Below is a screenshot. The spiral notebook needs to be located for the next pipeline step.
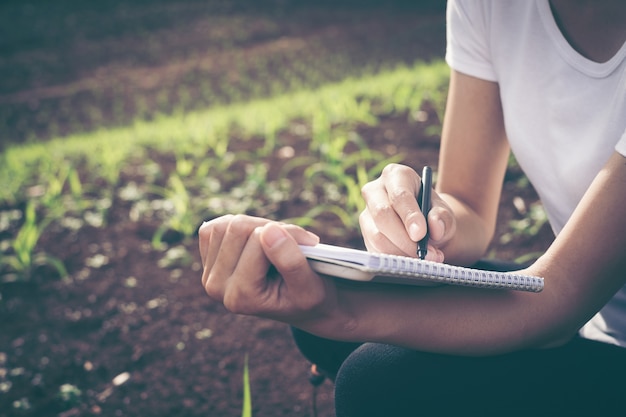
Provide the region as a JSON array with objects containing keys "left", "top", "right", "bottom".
[{"left": 299, "top": 244, "right": 544, "bottom": 293}]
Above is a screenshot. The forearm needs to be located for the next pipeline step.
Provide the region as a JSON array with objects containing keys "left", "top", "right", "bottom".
[
  {"left": 307, "top": 153, "right": 626, "bottom": 356},
  {"left": 435, "top": 70, "right": 510, "bottom": 265},
  {"left": 308, "top": 278, "right": 560, "bottom": 356}
]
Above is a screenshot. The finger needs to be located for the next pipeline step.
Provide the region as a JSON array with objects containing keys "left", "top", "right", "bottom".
[
  {"left": 198, "top": 216, "right": 223, "bottom": 267},
  {"left": 425, "top": 244, "right": 445, "bottom": 263},
  {"left": 200, "top": 214, "right": 271, "bottom": 303},
  {"left": 223, "top": 222, "right": 321, "bottom": 316},
  {"left": 220, "top": 221, "right": 318, "bottom": 282},
  {"left": 278, "top": 223, "right": 321, "bottom": 246},
  {"left": 199, "top": 214, "right": 245, "bottom": 264},
  {"left": 379, "top": 164, "right": 427, "bottom": 242},
  {"left": 199, "top": 215, "right": 233, "bottom": 287},
  {"left": 199, "top": 222, "right": 210, "bottom": 265},
  {"left": 259, "top": 223, "right": 324, "bottom": 298},
  {"left": 361, "top": 181, "right": 420, "bottom": 254},
  {"left": 427, "top": 198, "right": 456, "bottom": 246},
  {"left": 359, "top": 208, "right": 411, "bottom": 256},
  {"left": 222, "top": 226, "right": 273, "bottom": 315},
  {"left": 208, "top": 215, "right": 271, "bottom": 292}
]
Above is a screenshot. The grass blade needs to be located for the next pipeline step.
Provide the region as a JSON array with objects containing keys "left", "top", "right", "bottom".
[{"left": 242, "top": 355, "right": 252, "bottom": 417}]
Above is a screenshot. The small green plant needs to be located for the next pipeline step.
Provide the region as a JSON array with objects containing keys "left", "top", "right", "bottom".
[
  {"left": 298, "top": 127, "right": 404, "bottom": 231},
  {"left": 241, "top": 355, "right": 252, "bottom": 417},
  {"left": 0, "top": 201, "right": 67, "bottom": 282},
  {"left": 151, "top": 174, "right": 199, "bottom": 249},
  {"left": 157, "top": 245, "right": 194, "bottom": 269},
  {"left": 500, "top": 201, "right": 548, "bottom": 245},
  {"left": 57, "top": 383, "right": 82, "bottom": 408}
]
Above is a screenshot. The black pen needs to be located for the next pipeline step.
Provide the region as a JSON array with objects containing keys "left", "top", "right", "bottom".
[{"left": 417, "top": 166, "right": 432, "bottom": 260}]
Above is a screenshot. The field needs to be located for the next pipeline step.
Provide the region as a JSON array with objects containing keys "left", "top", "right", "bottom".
[{"left": 0, "top": 2, "right": 553, "bottom": 416}]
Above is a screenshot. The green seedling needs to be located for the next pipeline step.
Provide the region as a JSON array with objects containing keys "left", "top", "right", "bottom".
[
  {"left": 500, "top": 202, "right": 548, "bottom": 245},
  {"left": 242, "top": 355, "right": 252, "bottom": 417},
  {"left": 151, "top": 174, "right": 199, "bottom": 249},
  {"left": 0, "top": 201, "right": 67, "bottom": 282},
  {"left": 57, "top": 383, "right": 82, "bottom": 408}
]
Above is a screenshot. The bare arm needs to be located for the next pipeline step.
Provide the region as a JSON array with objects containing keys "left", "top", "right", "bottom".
[
  {"left": 436, "top": 70, "right": 510, "bottom": 265},
  {"left": 329, "top": 71, "right": 626, "bottom": 353},
  {"left": 334, "top": 151, "right": 626, "bottom": 355},
  {"left": 358, "top": 71, "right": 510, "bottom": 265}
]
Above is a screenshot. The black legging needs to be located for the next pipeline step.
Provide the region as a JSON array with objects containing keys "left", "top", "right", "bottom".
[{"left": 291, "top": 260, "right": 626, "bottom": 417}]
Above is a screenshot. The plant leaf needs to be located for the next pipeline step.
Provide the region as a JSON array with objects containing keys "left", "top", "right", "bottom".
[{"left": 241, "top": 355, "right": 252, "bottom": 417}]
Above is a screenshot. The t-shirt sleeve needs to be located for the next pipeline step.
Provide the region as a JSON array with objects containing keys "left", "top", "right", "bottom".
[
  {"left": 445, "top": 0, "right": 498, "bottom": 82},
  {"left": 616, "top": 129, "right": 626, "bottom": 157}
]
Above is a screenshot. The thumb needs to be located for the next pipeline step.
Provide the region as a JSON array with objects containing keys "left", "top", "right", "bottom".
[{"left": 259, "top": 223, "right": 317, "bottom": 285}]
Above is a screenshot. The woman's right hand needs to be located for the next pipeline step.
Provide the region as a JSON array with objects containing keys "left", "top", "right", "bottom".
[{"left": 359, "top": 164, "right": 456, "bottom": 262}]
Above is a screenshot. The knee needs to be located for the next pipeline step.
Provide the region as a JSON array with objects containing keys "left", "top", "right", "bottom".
[
  {"left": 290, "top": 327, "right": 360, "bottom": 380},
  {"left": 334, "top": 343, "right": 423, "bottom": 417}
]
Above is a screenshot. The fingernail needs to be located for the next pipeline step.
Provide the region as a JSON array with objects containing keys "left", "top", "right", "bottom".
[
  {"left": 305, "top": 231, "right": 320, "bottom": 245},
  {"left": 262, "top": 224, "right": 288, "bottom": 249},
  {"left": 409, "top": 223, "right": 420, "bottom": 241}
]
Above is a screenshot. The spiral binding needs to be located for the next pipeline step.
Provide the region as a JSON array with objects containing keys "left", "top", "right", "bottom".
[{"left": 372, "top": 253, "right": 543, "bottom": 292}]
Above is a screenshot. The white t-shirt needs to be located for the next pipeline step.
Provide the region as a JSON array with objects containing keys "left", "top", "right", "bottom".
[{"left": 445, "top": 0, "right": 626, "bottom": 346}]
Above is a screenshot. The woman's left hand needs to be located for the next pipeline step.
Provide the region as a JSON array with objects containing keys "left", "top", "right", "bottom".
[{"left": 198, "top": 215, "right": 338, "bottom": 326}]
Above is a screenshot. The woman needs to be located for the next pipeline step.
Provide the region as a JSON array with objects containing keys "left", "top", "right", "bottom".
[{"left": 199, "top": 1, "right": 626, "bottom": 415}]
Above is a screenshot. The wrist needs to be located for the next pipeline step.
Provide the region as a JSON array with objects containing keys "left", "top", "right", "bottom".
[{"left": 292, "top": 281, "right": 362, "bottom": 342}]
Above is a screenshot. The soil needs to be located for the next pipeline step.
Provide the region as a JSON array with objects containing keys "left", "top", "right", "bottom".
[{"left": 0, "top": 2, "right": 554, "bottom": 417}]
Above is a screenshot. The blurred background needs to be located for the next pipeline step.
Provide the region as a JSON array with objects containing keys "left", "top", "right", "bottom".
[
  {"left": 0, "top": 0, "right": 445, "bottom": 145},
  {"left": 0, "top": 2, "right": 551, "bottom": 417}
]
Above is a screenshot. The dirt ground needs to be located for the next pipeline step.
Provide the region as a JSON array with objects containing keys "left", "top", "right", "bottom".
[{"left": 0, "top": 2, "right": 553, "bottom": 417}]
